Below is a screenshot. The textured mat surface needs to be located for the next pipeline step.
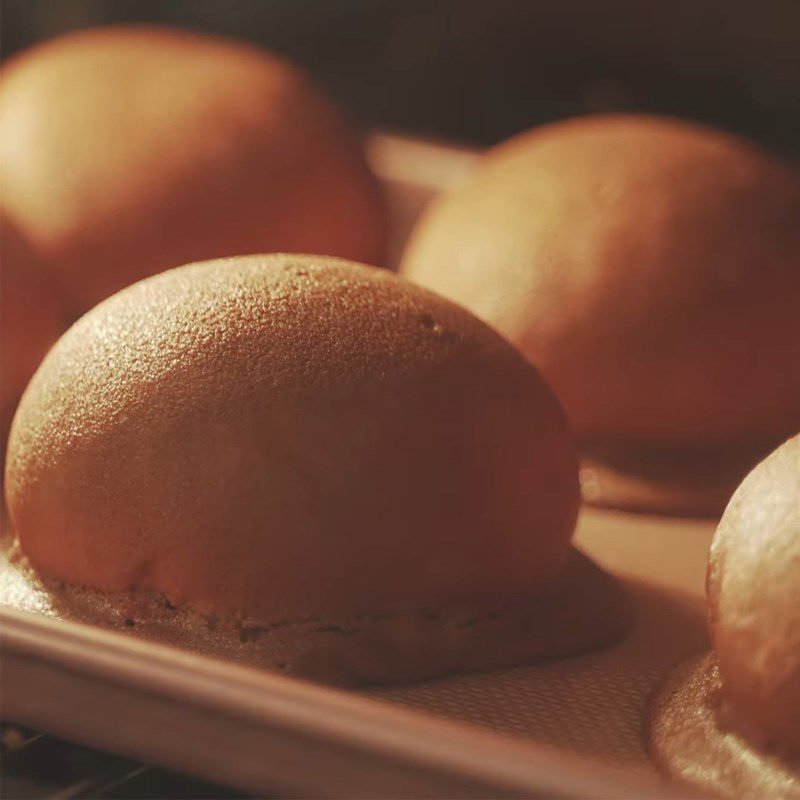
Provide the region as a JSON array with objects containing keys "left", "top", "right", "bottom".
[{"left": 368, "top": 510, "right": 714, "bottom": 773}]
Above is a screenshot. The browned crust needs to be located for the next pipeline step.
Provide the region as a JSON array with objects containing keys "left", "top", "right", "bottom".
[{"left": 6, "top": 256, "right": 580, "bottom": 625}]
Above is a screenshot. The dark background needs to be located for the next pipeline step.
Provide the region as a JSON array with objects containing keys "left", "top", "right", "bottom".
[{"left": 2, "top": 0, "right": 799, "bottom": 157}]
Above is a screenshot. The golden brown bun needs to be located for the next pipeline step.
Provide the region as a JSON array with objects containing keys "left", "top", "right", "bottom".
[
  {"left": 5, "top": 255, "right": 579, "bottom": 629},
  {"left": 0, "top": 216, "right": 68, "bottom": 447},
  {"left": 708, "top": 433, "right": 800, "bottom": 756},
  {"left": 401, "top": 114, "right": 800, "bottom": 449},
  {"left": 0, "top": 27, "right": 386, "bottom": 311}
]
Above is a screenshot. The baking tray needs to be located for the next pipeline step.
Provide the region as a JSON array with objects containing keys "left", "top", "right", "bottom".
[{"left": 1, "top": 134, "right": 714, "bottom": 798}]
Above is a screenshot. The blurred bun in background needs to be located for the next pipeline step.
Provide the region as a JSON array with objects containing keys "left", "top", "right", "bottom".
[
  {"left": 401, "top": 113, "right": 800, "bottom": 514},
  {"left": 0, "top": 26, "right": 386, "bottom": 312},
  {"left": 0, "top": 216, "right": 68, "bottom": 448}
]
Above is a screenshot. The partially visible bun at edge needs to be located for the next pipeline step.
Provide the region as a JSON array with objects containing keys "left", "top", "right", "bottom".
[{"left": 649, "top": 434, "right": 800, "bottom": 798}]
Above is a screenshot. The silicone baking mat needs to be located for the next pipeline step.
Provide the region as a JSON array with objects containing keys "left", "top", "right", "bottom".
[{"left": 369, "top": 508, "right": 714, "bottom": 774}]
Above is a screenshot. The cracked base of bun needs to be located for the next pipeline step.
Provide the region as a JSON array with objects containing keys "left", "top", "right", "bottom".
[
  {"left": 1, "top": 542, "right": 630, "bottom": 686},
  {"left": 648, "top": 653, "right": 800, "bottom": 799}
]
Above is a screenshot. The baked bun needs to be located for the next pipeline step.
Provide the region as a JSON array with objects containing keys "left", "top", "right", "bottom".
[
  {"left": 4, "top": 254, "right": 628, "bottom": 684},
  {"left": 0, "top": 27, "right": 385, "bottom": 311},
  {"left": 709, "top": 434, "right": 800, "bottom": 755},
  {"left": 1, "top": 216, "right": 67, "bottom": 448},
  {"left": 401, "top": 114, "right": 800, "bottom": 515},
  {"left": 649, "top": 434, "right": 800, "bottom": 797}
]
